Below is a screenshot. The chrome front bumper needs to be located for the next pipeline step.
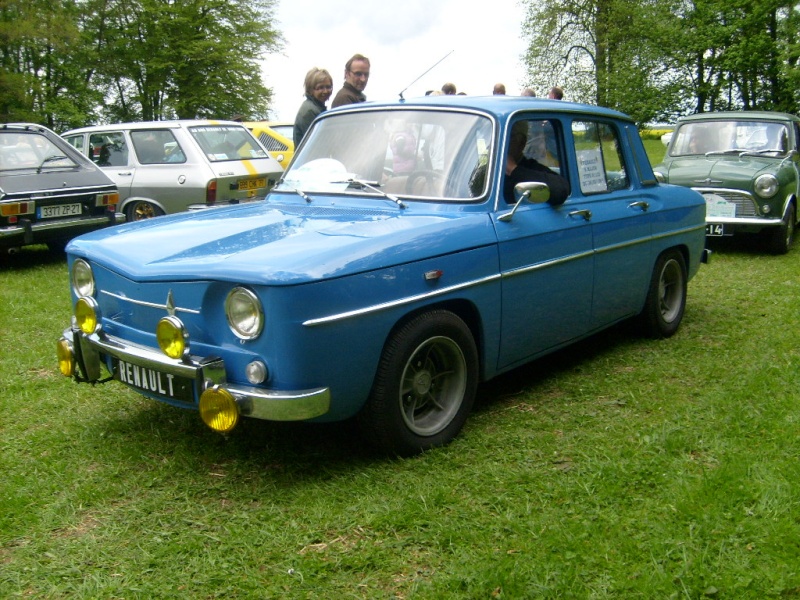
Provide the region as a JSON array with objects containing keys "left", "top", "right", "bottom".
[{"left": 60, "top": 327, "right": 330, "bottom": 422}]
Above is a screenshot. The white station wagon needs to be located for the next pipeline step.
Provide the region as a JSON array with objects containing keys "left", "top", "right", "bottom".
[{"left": 62, "top": 120, "right": 283, "bottom": 221}]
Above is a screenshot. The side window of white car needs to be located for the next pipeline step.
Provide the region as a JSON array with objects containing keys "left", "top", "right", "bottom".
[
  {"left": 131, "top": 129, "right": 186, "bottom": 164},
  {"left": 89, "top": 132, "right": 129, "bottom": 167}
]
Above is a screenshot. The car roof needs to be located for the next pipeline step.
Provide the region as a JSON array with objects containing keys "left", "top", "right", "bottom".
[
  {"left": 677, "top": 111, "right": 800, "bottom": 123},
  {"left": 326, "top": 95, "right": 633, "bottom": 122},
  {"left": 61, "top": 120, "right": 249, "bottom": 135}
]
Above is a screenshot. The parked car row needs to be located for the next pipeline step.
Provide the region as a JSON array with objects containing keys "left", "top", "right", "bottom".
[
  {"left": 57, "top": 96, "right": 711, "bottom": 455},
  {"left": 1, "top": 120, "right": 287, "bottom": 253}
]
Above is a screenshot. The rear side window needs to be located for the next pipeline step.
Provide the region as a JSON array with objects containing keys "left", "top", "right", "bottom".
[
  {"left": 572, "top": 120, "right": 629, "bottom": 194},
  {"left": 89, "top": 131, "right": 129, "bottom": 166},
  {"left": 131, "top": 129, "right": 186, "bottom": 164},
  {"left": 189, "top": 125, "right": 268, "bottom": 162}
]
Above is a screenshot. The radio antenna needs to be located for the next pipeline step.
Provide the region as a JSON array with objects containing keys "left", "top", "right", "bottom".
[{"left": 398, "top": 50, "right": 454, "bottom": 100}]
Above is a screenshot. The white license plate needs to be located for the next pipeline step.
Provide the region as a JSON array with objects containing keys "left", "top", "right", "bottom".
[
  {"left": 38, "top": 203, "right": 82, "bottom": 219},
  {"left": 113, "top": 358, "right": 195, "bottom": 403},
  {"left": 703, "top": 194, "right": 736, "bottom": 218}
]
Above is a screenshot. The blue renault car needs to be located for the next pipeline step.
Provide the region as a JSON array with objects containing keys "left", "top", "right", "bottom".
[{"left": 57, "top": 96, "right": 708, "bottom": 455}]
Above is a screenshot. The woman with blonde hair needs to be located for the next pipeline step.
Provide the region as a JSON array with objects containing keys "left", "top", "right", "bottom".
[{"left": 293, "top": 67, "right": 333, "bottom": 147}]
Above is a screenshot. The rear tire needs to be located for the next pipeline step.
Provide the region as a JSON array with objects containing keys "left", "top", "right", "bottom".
[
  {"left": 359, "top": 310, "right": 478, "bottom": 456},
  {"left": 640, "top": 249, "right": 687, "bottom": 338},
  {"left": 125, "top": 200, "right": 164, "bottom": 221}
]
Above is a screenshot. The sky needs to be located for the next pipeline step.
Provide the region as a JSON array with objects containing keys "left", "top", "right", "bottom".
[{"left": 260, "top": 0, "right": 530, "bottom": 123}]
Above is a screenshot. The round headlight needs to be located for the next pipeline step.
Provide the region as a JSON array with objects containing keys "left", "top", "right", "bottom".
[
  {"left": 156, "top": 316, "right": 188, "bottom": 359},
  {"left": 75, "top": 296, "right": 100, "bottom": 334},
  {"left": 225, "top": 287, "right": 263, "bottom": 340},
  {"left": 653, "top": 171, "right": 666, "bottom": 183},
  {"left": 754, "top": 174, "right": 779, "bottom": 198},
  {"left": 199, "top": 387, "right": 240, "bottom": 433},
  {"left": 71, "top": 259, "right": 95, "bottom": 297}
]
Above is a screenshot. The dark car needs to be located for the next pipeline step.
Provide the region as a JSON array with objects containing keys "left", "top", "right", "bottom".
[
  {"left": 57, "top": 97, "right": 708, "bottom": 455},
  {"left": 1, "top": 123, "right": 122, "bottom": 253},
  {"left": 653, "top": 111, "right": 800, "bottom": 254}
]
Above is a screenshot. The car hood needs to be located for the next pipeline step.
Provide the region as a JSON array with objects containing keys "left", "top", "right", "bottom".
[
  {"left": 657, "top": 155, "right": 775, "bottom": 188},
  {"left": 0, "top": 166, "right": 114, "bottom": 196},
  {"left": 68, "top": 198, "right": 497, "bottom": 284}
]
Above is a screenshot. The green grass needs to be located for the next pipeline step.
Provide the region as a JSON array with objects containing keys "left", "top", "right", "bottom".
[{"left": 3, "top": 229, "right": 800, "bottom": 597}]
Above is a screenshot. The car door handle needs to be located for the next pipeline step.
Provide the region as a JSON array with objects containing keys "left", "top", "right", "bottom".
[
  {"left": 569, "top": 209, "right": 592, "bottom": 221},
  {"left": 116, "top": 171, "right": 133, "bottom": 176},
  {"left": 628, "top": 201, "right": 650, "bottom": 211}
]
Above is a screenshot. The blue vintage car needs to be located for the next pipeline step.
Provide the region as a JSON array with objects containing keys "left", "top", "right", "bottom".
[{"left": 57, "top": 97, "right": 708, "bottom": 455}]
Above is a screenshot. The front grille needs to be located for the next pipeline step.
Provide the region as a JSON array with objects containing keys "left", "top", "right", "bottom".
[{"left": 694, "top": 187, "right": 759, "bottom": 217}]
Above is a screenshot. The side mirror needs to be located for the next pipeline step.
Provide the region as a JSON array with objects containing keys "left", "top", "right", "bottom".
[{"left": 498, "top": 182, "right": 550, "bottom": 222}]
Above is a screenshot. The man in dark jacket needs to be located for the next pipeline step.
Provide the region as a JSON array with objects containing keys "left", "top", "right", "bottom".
[
  {"left": 504, "top": 120, "right": 570, "bottom": 205},
  {"left": 332, "top": 54, "right": 370, "bottom": 108}
]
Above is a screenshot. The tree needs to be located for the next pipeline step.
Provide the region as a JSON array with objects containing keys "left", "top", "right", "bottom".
[
  {"left": 0, "top": 0, "right": 282, "bottom": 127},
  {"left": 519, "top": 0, "right": 800, "bottom": 123}
]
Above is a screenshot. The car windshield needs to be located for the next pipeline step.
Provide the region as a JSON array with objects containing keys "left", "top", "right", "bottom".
[
  {"left": 189, "top": 125, "right": 269, "bottom": 162},
  {"left": 0, "top": 131, "right": 78, "bottom": 172},
  {"left": 670, "top": 120, "right": 790, "bottom": 157},
  {"left": 276, "top": 109, "right": 493, "bottom": 201}
]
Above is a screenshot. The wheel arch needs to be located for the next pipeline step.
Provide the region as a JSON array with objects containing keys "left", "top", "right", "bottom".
[
  {"left": 380, "top": 298, "right": 486, "bottom": 379},
  {"left": 119, "top": 195, "right": 167, "bottom": 217}
]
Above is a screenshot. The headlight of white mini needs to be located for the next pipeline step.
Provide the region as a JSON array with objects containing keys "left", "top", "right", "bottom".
[
  {"left": 653, "top": 171, "right": 666, "bottom": 183},
  {"left": 71, "top": 259, "right": 95, "bottom": 297},
  {"left": 225, "top": 287, "right": 263, "bottom": 339},
  {"left": 754, "top": 174, "right": 779, "bottom": 198}
]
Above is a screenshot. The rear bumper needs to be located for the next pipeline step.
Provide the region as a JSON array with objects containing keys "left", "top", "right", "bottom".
[
  {"left": 0, "top": 212, "right": 125, "bottom": 246},
  {"left": 59, "top": 326, "right": 330, "bottom": 422}
]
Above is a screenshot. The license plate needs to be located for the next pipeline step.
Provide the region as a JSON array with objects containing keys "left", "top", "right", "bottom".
[
  {"left": 706, "top": 223, "right": 729, "bottom": 236},
  {"left": 38, "top": 203, "right": 82, "bottom": 218},
  {"left": 113, "top": 358, "right": 196, "bottom": 403},
  {"left": 703, "top": 194, "right": 736, "bottom": 218},
  {"left": 238, "top": 178, "right": 266, "bottom": 191}
]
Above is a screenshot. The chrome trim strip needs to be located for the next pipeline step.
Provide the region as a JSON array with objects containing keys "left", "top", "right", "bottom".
[
  {"left": 303, "top": 273, "right": 501, "bottom": 326},
  {"left": 100, "top": 290, "right": 201, "bottom": 315},
  {"left": 501, "top": 249, "right": 595, "bottom": 279},
  {"left": 304, "top": 223, "right": 705, "bottom": 327}
]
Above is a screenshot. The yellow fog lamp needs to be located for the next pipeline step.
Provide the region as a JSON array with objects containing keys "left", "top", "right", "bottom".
[
  {"left": 156, "top": 316, "right": 189, "bottom": 359},
  {"left": 75, "top": 296, "right": 101, "bottom": 334},
  {"left": 56, "top": 338, "right": 75, "bottom": 377},
  {"left": 199, "top": 387, "right": 240, "bottom": 433}
]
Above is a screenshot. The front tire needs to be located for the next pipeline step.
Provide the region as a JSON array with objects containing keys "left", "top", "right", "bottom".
[
  {"left": 359, "top": 310, "right": 478, "bottom": 456},
  {"left": 640, "top": 249, "right": 687, "bottom": 338},
  {"left": 766, "top": 203, "right": 795, "bottom": 255}
]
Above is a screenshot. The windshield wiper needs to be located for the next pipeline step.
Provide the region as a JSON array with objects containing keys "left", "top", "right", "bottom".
[
  {"left": 703, "top": 149, "right": 743, "bottom": 156},
  {"left": 37, "top": 155, "right": 70, "bottom": 173},
  {"left": 739, "top": 148, "right": 784, "bottom": 157},
  {"left": 334, "top": 178, "right": 406, "bottom": 209},
  {"left": 275, "top": 179, "right": 312, "bottom": 202}
]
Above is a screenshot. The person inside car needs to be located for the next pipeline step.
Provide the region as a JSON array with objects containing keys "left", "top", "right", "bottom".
[{"left": 504, "top": 120, "right": 569, "bottom": 205}]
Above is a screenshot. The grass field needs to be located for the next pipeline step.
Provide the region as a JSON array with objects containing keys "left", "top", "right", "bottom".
[{"left": 2, "top": 160, "right": 799, "bottom": 597}]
